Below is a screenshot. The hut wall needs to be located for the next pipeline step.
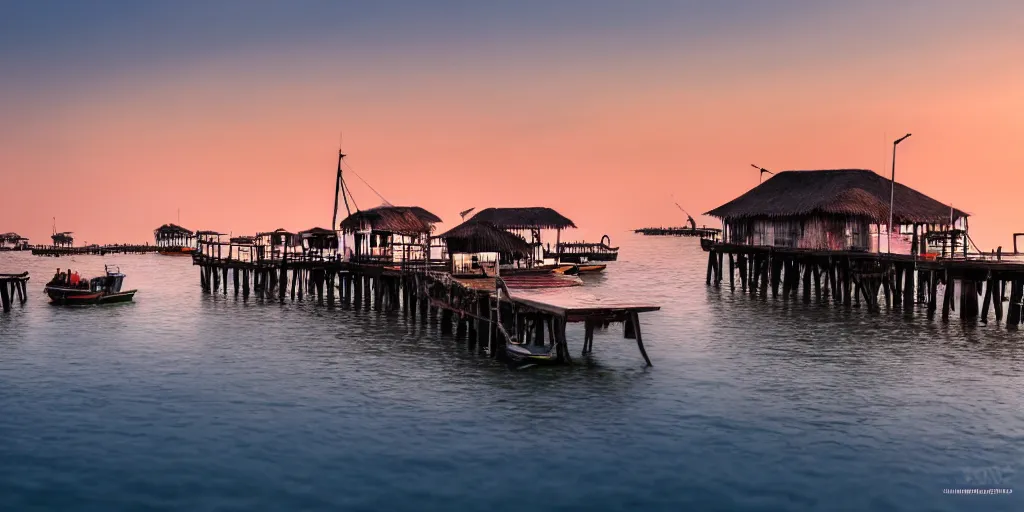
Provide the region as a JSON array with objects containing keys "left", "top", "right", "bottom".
[{"left": 726, "top": 216, "right": 872, "bottom": 251}]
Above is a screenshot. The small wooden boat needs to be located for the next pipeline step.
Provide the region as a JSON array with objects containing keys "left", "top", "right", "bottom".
[
  {"left": 506, "top": 341, "right": 558, "bottom": 364},
  {"left": 44, "top": 265, "right": 137, "bottom": 305},
  {"left": 158, "top": 246, "right": 195, "bottom": 256},
  {"left": 550, "top": 264, "right": 606, "bottom": 275}
]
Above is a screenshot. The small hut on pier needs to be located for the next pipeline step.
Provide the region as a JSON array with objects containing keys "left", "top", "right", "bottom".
[
  {"left": 438, "top": 220, "right": 531, "bottom": 276},
  {"left": 705, "top": 169, "right": 968, "bottom": 256},
  {"left": 0, "top": 233, "right": 29, "bottom": 250},
  {"left": 467, "top": 207, "right": 576, "bottom": 265},
  {"left": 339, "top": 206, "right": 442, "bottom": 264},
  {"left": 195, "top": 231, "right": 225, "bottom": 258},
  {"left": 256, "top": 229, "right": 299, "bottom": 261},
  {"left": 154, "top": 223, "right": 194, "bottom": 248},
  {"left": 297, "top": 227, "right": 339, "bottom": 261},
  {"left": 51, "top": 232, "right": 74, "bottom": 248}
]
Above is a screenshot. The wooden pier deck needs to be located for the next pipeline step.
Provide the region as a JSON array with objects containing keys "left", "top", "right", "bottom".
[
  {"left": 0, "top": 272, "right": 30, "bottom": 313},
  {"left": 703, "top": 243, "right": 1024, "bottom": 330},
  {"left": 634, "top": 226, "right": 721, "bottom": 238},
  {"left": 190, "top": 252, "right": 660, "bottom": 365},
  {"left": 30, "top": 245, "right": 174, "bottom": 257}
]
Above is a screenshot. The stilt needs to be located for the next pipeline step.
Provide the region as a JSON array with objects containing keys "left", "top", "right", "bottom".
[{"left": 630, "top": 311, "right": 652, "bottom": 367}]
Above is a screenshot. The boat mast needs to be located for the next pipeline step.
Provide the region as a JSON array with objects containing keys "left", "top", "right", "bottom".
[{"left": 332, "top": 149, "right": 352, "bottom": 231}]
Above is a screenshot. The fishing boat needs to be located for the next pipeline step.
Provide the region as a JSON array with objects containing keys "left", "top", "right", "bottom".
[
  {"left": 44, "top": 265, "right": 137, "bottom": 305},
  {"left": 158, "top": 246, "right": 195, "bottom": 256},
  {"left": 543, "top": 235, "right": 619, "bottom": 264}
]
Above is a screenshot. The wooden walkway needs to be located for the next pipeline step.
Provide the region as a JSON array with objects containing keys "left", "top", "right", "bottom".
[
  {"left": 0, "top": 272, "right": 29, "bottom": 313},
  {"left": 30, "top": 245, "right": 175, "bottom": 257},
  {"left": 190, "top": 252, "right": 661, "bottom": 366},
  {"left": 704, "top": 243, "right": 1024, "bottom": 329}
]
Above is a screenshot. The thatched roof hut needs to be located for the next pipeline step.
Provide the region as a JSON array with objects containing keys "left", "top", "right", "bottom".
[
  {"left": 705, "top": 169, "right": 967, "bottom": 224},
  {"left": 705, "top": 169, "right": 967, "bottom": 251},
  {"left": 154, "top": 223, "right": 194, "bottom": 246},
  {"left": 468, "top": 207, "right": 576, "bottom": 230},
  {"left": 438, "top": 220, "right": 531, "bottom": 257},
  {"left": 339, "top": 206, "right": 442, "bottom": 235}
]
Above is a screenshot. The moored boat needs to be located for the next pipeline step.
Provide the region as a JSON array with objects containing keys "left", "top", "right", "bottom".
[
  {"left": 44, "top": 265, "right": 137, "bottom": 305},
  {"left": 158, "top": 246, "right": 195, "bottom": 256}
]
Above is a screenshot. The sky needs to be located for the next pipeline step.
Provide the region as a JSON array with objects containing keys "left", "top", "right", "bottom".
[{"left": 1, "top": 0, "right": 1022, "bottom": 248}]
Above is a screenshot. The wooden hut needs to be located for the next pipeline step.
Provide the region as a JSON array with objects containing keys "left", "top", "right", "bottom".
[
  {"left": 154, "top": 223, "right": 194, "bottom": 248},
  {"left": 51, "top": 232, "right": 73, "bottom": 248},
  {"left": 339, "top": 206, "right": 441, "bottom": 265},
  {"left": 0, "top": 233, "right": 29, "bottom": 250},
  {"left": 195, "top": 230, "right": 225, "bottom": 258},
  {"left": 438, "top": 220, "right": 531, "bottom": 276},
  {"left": 297, "top": 227, "right": 338, "bottom": 261},
  {"left": 705, "top": 169, "right": 968, "bottom": 256},
  {"left": 467, "top": 207, "right": 576, "bottom": 265},
  {"left": 256, "top": 229, "right": 299, "bottom": 261}
]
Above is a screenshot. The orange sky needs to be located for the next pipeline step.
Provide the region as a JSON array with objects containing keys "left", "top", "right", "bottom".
[{"left": 2, "top": 1, "right": 1022, "bottom": 249}]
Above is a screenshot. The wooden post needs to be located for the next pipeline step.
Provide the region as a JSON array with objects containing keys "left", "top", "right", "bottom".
[
  {"left": 903, "top": 264, "right": 914, "bottom": 314},
  {"left": 994, "top": 279, "right": 1004, "bottom": 323},
  {"left": 1007, "top": 280, "right": 1023, "bottom": 329},
  {"left": 981, "top": 277, "right": 994, "bottom": 323},
  {"left": 233, "top": 267, "right": 240, "bottom": 296},
  {"left": 441, "top": 309, "right": 453, "bottom": 335},
  {"left": 728, "top": 254, "right": 735, "bottom": 290},
  {"left": 961, "top": 279, "right": 978, "bottom": 321},
  {"left": 0, "top": 282, "right": 10, "bottom": 313},
  {"left": 705, "top": 250, "right": 714, "bottom": 285},
  {"left": 802, "top": 262, "right": 811, "bottom": 303},
  {"left": 630, "top": 311, "right": 652, "bottom": 367},
  {"left": 942, "top": 277, "right": 953, "bottom": 323},
  {"left": 927, "top": 271, "right": 938, "bottom": 319}
]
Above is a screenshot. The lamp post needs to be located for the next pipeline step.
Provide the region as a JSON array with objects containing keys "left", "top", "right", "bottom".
[{"left": 888, "top": 133, "right": 911, "bottom": 253}]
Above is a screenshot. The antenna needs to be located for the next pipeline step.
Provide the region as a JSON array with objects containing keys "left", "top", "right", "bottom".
[{"left": 752, "top": 164, "right": 774, "bottom": 183}]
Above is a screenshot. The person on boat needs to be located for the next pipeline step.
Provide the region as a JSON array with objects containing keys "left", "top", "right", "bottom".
[{"left": 69, "top": 271, "right": 80, "bottom": 287}]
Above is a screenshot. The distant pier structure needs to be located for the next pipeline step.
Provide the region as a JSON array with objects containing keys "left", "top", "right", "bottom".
[
  {"left": 0, "top": 233, "right": 30, "bottom": 251},
  {"left": 701, "top": 169, "right": 1024, "bottom": 329}
]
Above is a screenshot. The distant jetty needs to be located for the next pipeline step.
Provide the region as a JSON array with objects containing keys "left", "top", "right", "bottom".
[{"left": 634, "top": 226, "right": 721, "bottom": 238}]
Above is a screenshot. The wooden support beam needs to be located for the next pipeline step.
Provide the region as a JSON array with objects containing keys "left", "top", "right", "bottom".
[
  {"left": 903, "top": 265, "right": 915, "bottom": 314},
  {"left": 630, "top": 311, "right": 652, "bottom": 367},
  {"left": 942, "top": 277, "right": 953, "bottom": 323},
  {"left": 981, "top": 277, "right": 994, "bottom": 323}
]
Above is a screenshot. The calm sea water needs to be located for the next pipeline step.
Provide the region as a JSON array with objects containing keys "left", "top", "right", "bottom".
[{"left": 1, "top": 236, "right": 1021, "bottom": 511}]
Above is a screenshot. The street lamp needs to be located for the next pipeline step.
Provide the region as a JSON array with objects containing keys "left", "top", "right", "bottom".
[{"left": 888, "top": 133, "right": 911, "bottom": 253}]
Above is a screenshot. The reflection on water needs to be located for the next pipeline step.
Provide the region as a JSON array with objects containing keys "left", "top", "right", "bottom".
[{"left": 1, "top": 236, "right": 1021, "bottom": 512}]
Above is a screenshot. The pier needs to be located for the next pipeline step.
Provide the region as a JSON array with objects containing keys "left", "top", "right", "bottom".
[
  {"left": 0, "top": 272, "right": 30, "bottom": 313},
  {"left": 634, "top": 226, "right": 721, "bottom": 238},
  {"left": 31, "top": 245, "right": 168, "bottom": 257},
  {"left": 702, "top": 169, "right": 1024, "bottom": 331}
]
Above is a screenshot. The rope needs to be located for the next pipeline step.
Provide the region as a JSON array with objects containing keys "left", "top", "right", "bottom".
[{"left": 342, "top": 159, "right": 390, "bottom": 206}]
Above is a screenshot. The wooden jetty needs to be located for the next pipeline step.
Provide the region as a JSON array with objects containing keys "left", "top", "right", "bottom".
[
  {"left": 634, "top": 226, "right": 721, "bottom": 238},
  {"left": 31, "top": 244, "right": 168, "bottom": 257},
  {"left": 188, "top": 209, "right": 660, "bottom": 365},
  {"left": 0, "top": 272, "right": 30, "bottom": 313},
  {"left": 702, "top": 169, "right": 1024, "bottom": 330}
]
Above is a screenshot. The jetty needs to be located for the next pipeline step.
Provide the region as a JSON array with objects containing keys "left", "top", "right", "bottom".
[
  {"left": 0, "top": 272, "right": 29, "bottom": 312},
  {"left": 701, "top": 169, "right": 1024, "bottom": 330},
  {"left": 188, "top": 154, "right": 660, "bottom": 365},
  {"left": 634, "top": 226, "right": 721, "bottom": 238},
  {"left": 31, "top": 244, "right": 167, "bottom": 257}
]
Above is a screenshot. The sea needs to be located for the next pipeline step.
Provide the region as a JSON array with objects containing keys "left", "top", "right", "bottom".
[{"left": 1, "top": 235, "right": 1021, "bottom": 511}]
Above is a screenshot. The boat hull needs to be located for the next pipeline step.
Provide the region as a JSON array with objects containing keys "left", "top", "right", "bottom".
[
  {"left": 158, "top": 247, "right": 195, "bottom": 256},
  {"left": 45, "top": 286, "right": 137, "bottom": 305},
  {"left": 506, "top": 343, "right": 559, "bottom": 364}
]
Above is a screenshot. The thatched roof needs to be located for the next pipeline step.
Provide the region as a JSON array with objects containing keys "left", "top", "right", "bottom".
[
  {"left": 298, "top": 227, "right": 335, "bottom": 237},
  {"left": 0, "top": 232, "right": 24, "bottom": 243},
  {"left": 438, "top": 220, "right": 531, "bottom": 256},
  {"left": 154, "top": 223, "right": 193, "bottom": 236},
  {"left": 705, "top": 169, "right": 968, "bottom": 224},
  {"left": 339, "top": 206, "right": 442, "bottom": 235},
  {"left": 468, "top": 207, "right": 576, "bottom": 230},
  {"left": 195, "top": 230, "right": 224, "bottom": 236}
]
